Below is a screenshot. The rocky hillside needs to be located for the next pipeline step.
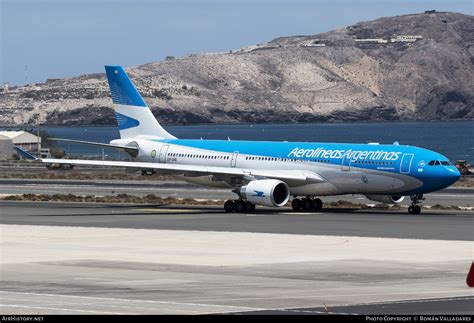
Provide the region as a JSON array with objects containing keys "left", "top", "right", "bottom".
[{"left": 1, "top": 11, "right": 472, "bottom": 125}]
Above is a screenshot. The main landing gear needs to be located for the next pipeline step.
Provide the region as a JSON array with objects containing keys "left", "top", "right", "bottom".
[
  {"left": 408, "top": 194, "right": 424, "bottom": 214},
  {"left": 224, "top": 199, "right": 256, "bottom": 213},
  {"left": 291, "top": 197, "right": 323, "bottom": 212}
]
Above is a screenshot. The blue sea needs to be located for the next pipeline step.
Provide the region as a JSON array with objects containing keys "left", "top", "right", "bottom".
[{"left": 7, "top": 121, "right": 474, "bottom": 163}]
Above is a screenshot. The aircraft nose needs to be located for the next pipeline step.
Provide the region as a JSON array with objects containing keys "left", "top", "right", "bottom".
[{"left": 444, "top": 166, "right": 461, "bottom": 185}]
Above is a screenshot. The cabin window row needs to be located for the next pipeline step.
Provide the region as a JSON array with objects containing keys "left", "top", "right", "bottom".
[
  {"left": 169, "top": 153, "right": 230, "bottom": 160},
  {"left": 244, "top": 156, "right": 330, "bottom": 163},
  {"left": 353, "top": 160, "right": 393, "bottom": 165}
]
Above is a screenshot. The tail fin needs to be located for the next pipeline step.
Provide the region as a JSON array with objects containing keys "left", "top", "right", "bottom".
[{"left": 104, "top": 65, "right": 176, "bottom": 139}]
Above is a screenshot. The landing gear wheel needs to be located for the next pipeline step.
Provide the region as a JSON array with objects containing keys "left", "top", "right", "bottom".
[
  {"left": 224, "top": 200, "right": 235, "bottom": 213},
  {"left": 234, "top": 200, "right": 246, "bottom": 213},
  {"left": 302, "top": 198, "right": 312, "bottom": 211},
  {"left": 408, "top": 205, "right": 421, "bottom": 214},
  {"left": 408, "top": 194, "right": 424, "bottom": 214},
  {"left": 245, "top": 202, "right": 255, "bottom": 212},
  {"left": 291, "top": 198, "right": 302, "bottom": 211},
  {"left": 311, "top": 198, "right": 323, "bottom": 211}
]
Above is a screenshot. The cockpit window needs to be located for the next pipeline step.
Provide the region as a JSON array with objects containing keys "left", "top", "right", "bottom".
[{"left": 428, "top": 160, "right": 451, "bottom": 166}]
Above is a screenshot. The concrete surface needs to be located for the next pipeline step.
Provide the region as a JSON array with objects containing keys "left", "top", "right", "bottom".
[
  {"left": 0, "top": 223, "right": 472, "bottom": 314},
  {"left": 0, "top": 201, "right": 473, "bottom": 315}
]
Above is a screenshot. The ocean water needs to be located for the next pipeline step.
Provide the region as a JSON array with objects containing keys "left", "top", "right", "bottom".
[{"left": 12, "top": 121, "right": 474, "bottom": 163}]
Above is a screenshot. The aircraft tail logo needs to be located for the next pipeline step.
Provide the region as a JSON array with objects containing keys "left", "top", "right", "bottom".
[{"left": 104, "top": 65, "right": 176, "bottom": 140}]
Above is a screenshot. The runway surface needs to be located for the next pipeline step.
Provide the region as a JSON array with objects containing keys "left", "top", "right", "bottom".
[
  {"left": 0, "top": 200, "right": 473, "bottom": 315},
  {"left": 0, "top": 201, "right": 473, "bottom": 240},
  {"left": 1, "top": 178, "right": 474, "bottom": 207}
]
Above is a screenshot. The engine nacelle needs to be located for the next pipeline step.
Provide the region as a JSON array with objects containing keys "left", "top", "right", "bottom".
[
  {"left": 365, "top": 194, "right": 404, "bottom": 204},
  {"left": 240, "top": 179, "right": 290, "bottom": 207}
]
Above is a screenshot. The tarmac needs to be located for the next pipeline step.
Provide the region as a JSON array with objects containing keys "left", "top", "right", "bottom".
[
  {"left": 0, "top": 199, "right": 473, "bottom": 315},
  {"left": 0, "top": 178, "right": 474, "bottom": 207}
]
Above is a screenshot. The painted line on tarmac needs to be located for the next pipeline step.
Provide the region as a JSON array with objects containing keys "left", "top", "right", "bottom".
[
  {"left": 188, "top": 289, "right": 472, "bottom": 303},
  {"left": 0, "top": 303, "right": 128, "bottom": 315},
  {"left": 137, "top": 208, "right": 202, "bottom": 213},
  {"left": 1, "top": 297, "right": 203, "bottom": 314},
  {"left": 329, "top": 295, "right": 474, "bottom": 310},
  {"left": 0, "top": 291, "right": 267, "bottom": 312}
]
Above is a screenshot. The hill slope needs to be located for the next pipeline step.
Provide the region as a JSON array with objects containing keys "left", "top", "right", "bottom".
[{"left": 1, "top": 11, "right": 472, "bottom": 125}]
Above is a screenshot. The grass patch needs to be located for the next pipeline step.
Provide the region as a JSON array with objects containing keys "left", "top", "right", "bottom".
[
  {"left": 429, "top": 204, "right": 462, "bottom": 211},
  {"left": 2, "top": 193, "right": 223, "bottom": 206}
]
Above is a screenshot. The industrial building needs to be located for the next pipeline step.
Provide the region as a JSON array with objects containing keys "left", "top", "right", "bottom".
[{"left": 0, "top": 134, "right": 15, "bottom": 160}]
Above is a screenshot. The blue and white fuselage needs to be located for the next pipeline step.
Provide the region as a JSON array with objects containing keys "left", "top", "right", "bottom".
[
  {"left": 39, "top": 65, "right": 460, "bottom": 214},
  {"left": 116, "top": 137, "right": 460, "bottom": 196}
]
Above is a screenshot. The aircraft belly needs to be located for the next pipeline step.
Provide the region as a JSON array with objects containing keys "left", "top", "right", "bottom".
[
  {"left": 289, "top": 182, "right": 343, "bottom": 196},
  {"left": 180, "top": 175, "right": 232, "bottom": 188},
  {"left": 326, "top": 168, "right": 423, "bottom": 194}
]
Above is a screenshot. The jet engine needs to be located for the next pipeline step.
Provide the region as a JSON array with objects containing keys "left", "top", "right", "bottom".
[
  {"left": 240, "top": 179, "right": 290, "bottom": 207},
  {"left": 365, "top": 195, "right": 404, "bottom": 204}
]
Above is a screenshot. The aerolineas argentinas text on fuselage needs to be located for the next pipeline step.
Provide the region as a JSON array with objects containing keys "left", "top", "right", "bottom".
[
  {"left": 17, "top": 65, "right": 459, "bottom": 215},
  {"left": 288, "top": 147, "right": 401, "bottom": 162}
]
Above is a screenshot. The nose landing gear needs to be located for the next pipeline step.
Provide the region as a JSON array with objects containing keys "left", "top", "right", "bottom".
[{"left": 408, "top": 194, "right": 424, "bottom": 214}]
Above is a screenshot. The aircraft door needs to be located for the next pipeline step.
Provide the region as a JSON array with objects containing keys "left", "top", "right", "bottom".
[
  {"left": 231, "top": 151, "right": 239, "bottom": 167},
  {"left": 159, "top": 144, "right": 170, "bottom": 163},
  {"left": 341, "top": 156, "right": 351, "bottom": 171},
  {"left": 400, "top": 153, "right": 414, "bottom": 174}
]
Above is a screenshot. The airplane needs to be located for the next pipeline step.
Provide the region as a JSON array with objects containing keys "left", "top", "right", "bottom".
[{"left": 15, "top": 65, "right": 461, "bottom": 214}]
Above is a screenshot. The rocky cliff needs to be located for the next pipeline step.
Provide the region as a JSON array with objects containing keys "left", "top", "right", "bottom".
[{"left": 1, "top": 11, "right": 472, "bottom": 126}]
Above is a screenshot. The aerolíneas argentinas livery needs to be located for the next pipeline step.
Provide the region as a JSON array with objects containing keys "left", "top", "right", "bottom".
[{"left": 32, "top": 66, "right": 462, "bottom": 214}]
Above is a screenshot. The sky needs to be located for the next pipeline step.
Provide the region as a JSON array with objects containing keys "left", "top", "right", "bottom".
[{"left": 1, "top": 0, "right": 472, "bottom": 85}]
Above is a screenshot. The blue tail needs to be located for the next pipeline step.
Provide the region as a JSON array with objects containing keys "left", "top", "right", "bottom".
[
  {"left": 104, "top": 65, "right": 176, "bottom": 139},
  {"left": 105, "top": 66, "right": 147, "bottom": 107}
]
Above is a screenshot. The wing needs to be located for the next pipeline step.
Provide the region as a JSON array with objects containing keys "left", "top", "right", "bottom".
[{"left": 40, "top": 157, "right": 325, "bottom": 185}]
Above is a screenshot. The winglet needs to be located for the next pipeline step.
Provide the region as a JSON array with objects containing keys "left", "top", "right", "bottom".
[{"left": 14, "top": 146, "right": 38, "bottom": 160}]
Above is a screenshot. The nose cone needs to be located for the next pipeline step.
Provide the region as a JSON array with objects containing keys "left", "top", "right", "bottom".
[{"left": 445, "top": 166, "right": 461, "bottom": 186}]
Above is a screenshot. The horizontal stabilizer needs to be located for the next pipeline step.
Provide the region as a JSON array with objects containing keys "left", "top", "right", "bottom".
[
  {"left": 14, "top": 146, "right": 38, "bottom": 160},
  {"left": 49, "top": 138, "right": 139, "bottom": 157}
]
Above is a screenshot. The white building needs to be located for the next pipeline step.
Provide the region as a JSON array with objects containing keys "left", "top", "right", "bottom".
[
  {"left": 0, "top": 134, "right": 15, "bottom": 160},
  {"left": 355, "top": 38, "right": 388, "bottom": 44},
  {"left": 0, "top": 131, "right": 41, "bottom": 152},
  {"left": 390, "top": 35, "right": 423, "bottom": 43}
]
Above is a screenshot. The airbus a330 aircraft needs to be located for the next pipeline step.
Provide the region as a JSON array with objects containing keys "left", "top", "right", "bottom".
[{"left": 16, "top": 65, "right": 461, "bottom": 214}]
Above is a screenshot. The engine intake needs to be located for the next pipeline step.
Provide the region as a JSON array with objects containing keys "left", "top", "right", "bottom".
[
  {"left": 365, "top": 194, "right": 404, "bottom": 204},
  {"left": 240, "top": 179, "right": 290, "bottom": 207}
]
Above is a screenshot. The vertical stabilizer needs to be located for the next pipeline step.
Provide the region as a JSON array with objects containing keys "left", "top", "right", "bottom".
[{"left": 104, "top": 65, "right": 176, "bottom": 139}]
